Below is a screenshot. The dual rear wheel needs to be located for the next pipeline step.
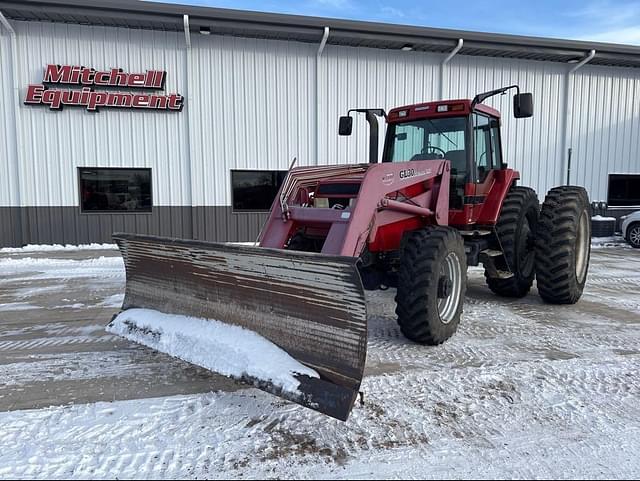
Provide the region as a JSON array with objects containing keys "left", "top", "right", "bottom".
[
  {"left": 396, "top": 185, "right": 591, "bottom": 345},
  {"left": 485, "top": 185, "right": 591, "bottom": 303}
]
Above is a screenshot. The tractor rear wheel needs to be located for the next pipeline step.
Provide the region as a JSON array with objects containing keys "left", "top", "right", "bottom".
[
  {"left": 536, "top": 186, "right": 591, "bottom": 304},
  {"left": 485, "top": 186, "right": 540, "bottom": 298},
  {"left": 395, "top": 227, "right": 467, "bottom": 345}
]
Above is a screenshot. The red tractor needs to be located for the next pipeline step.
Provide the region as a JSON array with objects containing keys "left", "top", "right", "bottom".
[{"left": 111, "top": 86, "right": 591, "bottom": 421}]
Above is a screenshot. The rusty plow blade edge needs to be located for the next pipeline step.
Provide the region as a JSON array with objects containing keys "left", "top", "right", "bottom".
[{"left": 111, "top": 233, "right": 368, "bottom": 421}]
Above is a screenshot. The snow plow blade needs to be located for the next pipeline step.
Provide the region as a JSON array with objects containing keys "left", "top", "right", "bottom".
[{"left": 110, "top": 233, "right": 367, "bottom": 421}]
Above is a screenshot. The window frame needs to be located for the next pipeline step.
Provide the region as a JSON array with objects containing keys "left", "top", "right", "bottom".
[
  {"left": 381, "top": 116, "right": 469, "bottom": 163},
  {"left": 472, "top": 112, "right": 494, "bottom": 183},
  {"left": 230, "top": 169, "right": 288, "bottom": 214},
  {"left": 489, "top": 116, "right": 503, "bottom": 169},
  {"left": 607, "top": 173, "right": 640, "bottom": 207},
  {"left": 77, "top": 167, "right": 153, "bottom": 215}
]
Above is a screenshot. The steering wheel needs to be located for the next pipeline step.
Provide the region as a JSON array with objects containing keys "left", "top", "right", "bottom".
[{"left": 421, "top": 145, "right": 446, "bottom": 158}]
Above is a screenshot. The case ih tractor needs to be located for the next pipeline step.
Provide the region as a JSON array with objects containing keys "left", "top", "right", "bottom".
[{"left": 110, "top": 86, "right": 591, "bottom": 421}]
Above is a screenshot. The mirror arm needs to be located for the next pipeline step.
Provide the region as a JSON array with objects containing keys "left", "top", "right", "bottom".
[{"left": 471, "top": 85, "right": 520, "bottom": 108}]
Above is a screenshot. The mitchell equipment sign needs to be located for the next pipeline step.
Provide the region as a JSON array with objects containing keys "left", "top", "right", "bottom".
[{"left": 24, "top": 64, "right": 183, "bottom": 112}]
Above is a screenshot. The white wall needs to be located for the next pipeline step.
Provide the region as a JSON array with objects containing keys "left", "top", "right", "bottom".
[
  {"left": 318, "top": 45, "right": 441, "bottom": 166},
  {"left": 2, "top": 20, "right": 639, "bottom": 209},
  {"left": 188, "top": 35, "right": 316, "bottom": 206},
  {"left": 11, "top": 21, "right": 189, "bottom": 207},
  {"left": 567, "top": 65, "right": 640, "bottom": 201}
]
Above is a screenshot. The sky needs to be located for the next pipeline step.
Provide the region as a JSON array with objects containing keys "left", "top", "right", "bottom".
[{"left": 150, "top": 0, "right": 640, "bottom": 45}]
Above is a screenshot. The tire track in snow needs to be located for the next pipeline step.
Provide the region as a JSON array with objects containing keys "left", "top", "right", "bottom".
[{"left": 0, "top": 335, "right": 118, "bottom": 352}]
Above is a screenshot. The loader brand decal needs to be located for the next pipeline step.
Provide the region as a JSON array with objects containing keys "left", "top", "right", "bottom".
[
  {"left": 24, "top": 64, "right": 183, "bottom": 112},
  {"left": 399, "top": 168, "right": 432, "bottom": 179},
  {"left": 382, "top": 173, "right": 395, "bottom": 186}
]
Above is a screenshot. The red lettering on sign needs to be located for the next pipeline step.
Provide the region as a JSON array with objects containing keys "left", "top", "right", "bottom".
[
  {"left": 43, "top": 65, "right": 72, "bottom": 83},
  {"left": 24, "top": 84, "right": 44, "bottom": 104},
  {"left": 27, "top": 65, "right": 181, "bottom": 112}
]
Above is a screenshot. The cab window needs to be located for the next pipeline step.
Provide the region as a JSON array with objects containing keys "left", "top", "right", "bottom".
[{"left": 473, "top": 113, "right": 491, "bottom": 182}]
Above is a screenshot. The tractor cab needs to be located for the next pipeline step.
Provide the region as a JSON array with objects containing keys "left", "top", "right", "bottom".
[
  {"left": 383, "top": 99, "right": 506, "bottom": 217},
  {"left": 340, "top": 86, "right": 533, "bottom": 226}
]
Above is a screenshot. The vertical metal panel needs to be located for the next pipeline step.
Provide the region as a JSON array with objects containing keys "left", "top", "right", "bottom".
[
  {"left": 0, "top": 31, "right": 17, "bottom": 206},
  {"left": 188, "top": 35, "right": 316, "bottom": 206},
  {"left": 13, "top": 21, "right": 189, "bottom": 207},
  {"left": 567, "top": 65, "right": 640, "bottom": 202},
  {"left": 318, "top": 46, "right": 441, "bottom": 166},
  {"left": 446, "top": 55, "right": 568, "bottom": 197}
]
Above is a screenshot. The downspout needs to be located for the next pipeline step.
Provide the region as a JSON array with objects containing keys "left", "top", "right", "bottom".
[
  {"left": 183, "top": 14, "right": 191, "bottom": 48},
  {"left": 315, "top": 27, "right": 329, "bottom": 166},
  {"left": 440, "top": 38, "right": 463, "bottom": 100},
  {"left": 0, "top": 10, "right": 24, "bottom": 246},
  {"left": 561, "top": 49, "right": 595, "bottom": 186},
  {"left": 183, "top": 14, "right": 194, "bottom": 236},
  {"left": 570, "top": 49, "right": 596, "bottom": 73}
]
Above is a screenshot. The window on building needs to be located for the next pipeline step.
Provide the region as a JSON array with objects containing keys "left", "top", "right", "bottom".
[
  {"left": 79, "top": 168, "right": 152, "bottom": 212},
  {"left": 608, "top": 174, "right": 640, "bottom": 206},
  {"left": 231, "top": 170, "right": 287, "bottom": 212}
]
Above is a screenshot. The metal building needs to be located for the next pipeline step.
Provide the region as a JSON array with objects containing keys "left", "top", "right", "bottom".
[{"left": 1, "top": 0, "right": 639, "bottom": 247}]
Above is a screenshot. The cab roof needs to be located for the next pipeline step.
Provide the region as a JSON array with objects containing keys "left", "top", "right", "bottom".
[{"left": 388, "top": 99, "right": 500, "bottom": 123}]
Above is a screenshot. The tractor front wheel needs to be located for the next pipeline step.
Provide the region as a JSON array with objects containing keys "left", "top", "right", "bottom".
[
  {"left": 395, "top": 227, "right": 467, "bottom": 345},
  {"left": 536, "top": 186, "right": 591, "bottom": 304}
]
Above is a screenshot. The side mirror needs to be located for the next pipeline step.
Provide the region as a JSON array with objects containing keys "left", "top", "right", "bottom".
[
  {"left": 513, "top": 93, "right": 533, "bottom": 118},
  {"left": 338, "top": 116, "right": 353, "bottom": 136}
]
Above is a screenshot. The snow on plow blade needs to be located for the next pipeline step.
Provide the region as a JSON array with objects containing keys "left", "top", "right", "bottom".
[{"left": 110, "top": 233, "right": 367, "bottom": 421}]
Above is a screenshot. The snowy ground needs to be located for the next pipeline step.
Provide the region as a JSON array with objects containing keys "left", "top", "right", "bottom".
[{"left": 1, "top": 243, "right": 639, "bottom": 479}]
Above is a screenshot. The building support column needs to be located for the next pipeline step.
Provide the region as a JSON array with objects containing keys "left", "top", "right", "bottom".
[
  {"left": 315, "top": 27, "right": 330, "bottom": 165},
  {"left": 0, "top": 11, "right": 24, "bottom": 246},
  {"left": 183, "top": 14, "right": 195, "bottom": 238},
  {"left": 560, "top": 49, "right": 596, "bottom": 186}
]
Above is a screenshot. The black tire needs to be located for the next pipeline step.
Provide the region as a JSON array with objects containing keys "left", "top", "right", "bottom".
[
  {"left": 395, "top": 227, "right": 467, "bottom": 345},
  {"left": 626, "top": 222, "right": 640, "bottom": 248},
  {"left": 536, "top": 186, "right": 591, "bottom": 304},
  {"left": 485, "top": 186, "right": 540, "bottom": 298}
]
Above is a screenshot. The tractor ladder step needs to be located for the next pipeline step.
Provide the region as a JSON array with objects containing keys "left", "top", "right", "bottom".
[{"left": 479, "top": 249, "right": 514, "bottom": 279}]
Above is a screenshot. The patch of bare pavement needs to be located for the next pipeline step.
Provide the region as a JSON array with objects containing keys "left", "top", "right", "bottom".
[{"left": 0, "top": 249, "right": 239, "bottom": 412}]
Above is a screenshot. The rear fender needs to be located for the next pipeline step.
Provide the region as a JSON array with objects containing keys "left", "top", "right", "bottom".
[{"left": 475, "top": 169, "right": 521, "bottom": 225}]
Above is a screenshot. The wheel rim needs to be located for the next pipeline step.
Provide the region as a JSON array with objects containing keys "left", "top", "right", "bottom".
[
  {"left": 575, "top": 210, "right": 589, "bottom": 283},
  {"left": 631, "top": 226, "right": 640, "bottom": 246},
  {"left": 437, "top": 252, "right": 463, "bottom": 324}
]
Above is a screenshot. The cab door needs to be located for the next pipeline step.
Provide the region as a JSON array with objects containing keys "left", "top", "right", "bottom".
[{"left": 471, "top": 112, "right": 502, "bottom": 220}]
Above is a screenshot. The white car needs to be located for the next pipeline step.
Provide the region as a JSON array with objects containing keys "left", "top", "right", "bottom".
[{"left": 621, "top": 211, "right": 640, "bottom": 248}]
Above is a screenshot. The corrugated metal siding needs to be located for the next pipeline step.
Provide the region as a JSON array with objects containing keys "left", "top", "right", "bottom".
[
  {"left": 318, "top": 46, "right": 441, "bottom": 166},
  {"left": 12, "top": 21, "right": 190, "bottom": 207},
  {"left": 3, "top": 19, "right": 640, "bottom": 247},
  {"left": 445, "top": 55, "right": 568, "bottom": 197},
  {"left": 567, "top": 65, "right": 640, "bottom": 201},
  {"left": 188, "top": 35, "right": 316, "bottom": 206},
  {"left": 0, "top": 206, "right": 264, "bottom": 246}
]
